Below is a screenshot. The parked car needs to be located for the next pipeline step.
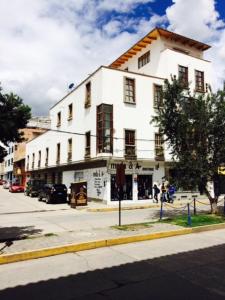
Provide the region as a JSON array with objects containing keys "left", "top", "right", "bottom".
[
  {"left": 25, "top": 179, "right": 46, "bottom": 197},
  {"left": 38, "top": 184, "right": 67, "bottom": 204},
  {"left": 0, "top": 179, "right": 6, "bottom": 185},
  {"left": 9, "top": 183, "right": 24, "bottom": 193},
  {"left": 3, "top": 181, "right": 11, "bottom": 189}
]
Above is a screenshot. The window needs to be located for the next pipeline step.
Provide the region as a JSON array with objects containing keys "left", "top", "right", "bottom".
[
  {"left": 138, "top": 51, "right": 150, "bottom": 69},
  {"left": 68, "top": 138, "right": 72, "bottom": 162},
  {"left": 38, "top": 151, "right": 41, "bottom": 168},
  {"left": 195, "top": 70, "right": 204, "bottom": 92},
  {"left": 32, "top": 153, "right": 35, "bottom": 169},
  {"left": 155, "top": 133, "right": 164, "bottom": 160},
  {"left": 85, "top": 82, "right": 91, "bottom": 108},
  {"left": 15, "top": 145, "right": 18, "bottom": 151},
  {"left": 56, "top": 143, "right": 60, "bottom": 164},
  {"left": 68, "top": 103, "right": 73, "bottom": 120},
  {"left": 11, "top": 158, "right": 13, "bottom": 165},
  {"left": 124, "top": 77, "right": 135, "bottom": 104},
  {"left": 11, "top": 147, "right": 14, "bottom": 153},
  {"left": 178, "top": 65, "right": 188, "bottom": 88},
  {"left": 85, "top": 131, "right": 91, "bottom": 158},
  {"left": 125, "top": 130, "right": 136, "bottom": 158},
  {"left": 45, "top": 148, "right": 49, "bottom": 166},
  {"left": 154, "top": 84, "right": 163, "bottom": 107},
  {"left": 57, "top": 112, "right": 61, "bottom": 127},
  {"left": 97, "top": 104, "right": 113, "bottom": 153}
]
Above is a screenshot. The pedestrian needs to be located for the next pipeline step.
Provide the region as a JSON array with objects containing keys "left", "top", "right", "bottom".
[
  {"left": 168, "top": 184, "right": 176, "bottom": 203},
  {"left": 153, "top": 184, "right": 160, "bottom": 203},
  {"left": 161, "top": 183, "right": 167, "bottom": 202}
]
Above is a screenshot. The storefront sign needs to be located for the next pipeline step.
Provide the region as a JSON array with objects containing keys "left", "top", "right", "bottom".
[{"left": 110, "top": 161, "right": 142, "bottom": 171}]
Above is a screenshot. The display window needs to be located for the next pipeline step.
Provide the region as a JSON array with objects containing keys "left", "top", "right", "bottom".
[
  {"left": 137, "top": 175, "right": 153, "bottom": 200},
  {"left": 111, "top": 174, "right": 133, "bottom": 201}
]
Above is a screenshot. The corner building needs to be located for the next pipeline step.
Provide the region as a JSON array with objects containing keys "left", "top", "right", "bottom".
[{"left": 26, "top": 28, "right": 212, "bottom": 204}]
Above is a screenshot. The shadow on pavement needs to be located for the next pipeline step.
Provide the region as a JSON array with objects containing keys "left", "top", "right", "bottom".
[
  {"left": 0, "top": 226, "right": 43, "bottom": 242},
  {"left": 1, "top": 243, "right": 225, "bottom": 299}
]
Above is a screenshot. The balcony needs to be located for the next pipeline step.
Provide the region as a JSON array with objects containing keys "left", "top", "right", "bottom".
[
  {"left": 155, "top": 147, "right": 165, "bottom": 161},
  {"left": 84, "top": 147, "right": 90, "bottom": 159},
  {"left": 125, "top": 146, "right": 137, "bottom": 160},
  {"left": 67, "top": 152, "right": 72, "bottom": 162}
]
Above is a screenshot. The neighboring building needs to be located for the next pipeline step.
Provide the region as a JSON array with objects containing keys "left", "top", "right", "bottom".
[
  {"left": 2, "top": 117, "right": 50, "bottom": 184},
  {"left": 0, "top": 162, "right": 5, "bottom": 180},
  {"left": 26, "top": 27, "right": 211, "bottom": 204},
  {"left": 4, "top": 143, "right": 14, "bottom": 182}
]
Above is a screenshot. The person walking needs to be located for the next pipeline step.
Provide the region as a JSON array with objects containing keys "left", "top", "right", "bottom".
[
  {"left": 168, "top": 184, "right": 176, "bottom": 203},
  {"left": 161, "top": 183, "right": 167, "bottom": 202},
  {"left": 153, "top": 184, "right": 160, "bottom": 203}
]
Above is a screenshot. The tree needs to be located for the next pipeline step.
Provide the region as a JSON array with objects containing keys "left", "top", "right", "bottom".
[
  {"left": 151, "top": 77, "right": 225, "bottom": 213},
  {"left": 0, "top": 86, "right": 31, "bottom": 162}
]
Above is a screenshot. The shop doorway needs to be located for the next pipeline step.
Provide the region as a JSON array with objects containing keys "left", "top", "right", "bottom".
[
  {"left": 137, "top": 175, "right": 153, "bottom": 200},
  {"left": 111, "top": 174, "right": 133, "bottom": 201}
]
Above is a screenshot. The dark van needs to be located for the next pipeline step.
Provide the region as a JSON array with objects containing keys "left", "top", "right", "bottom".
[{"left": 38, "top": 184, "right": 67, "bottom": 204}]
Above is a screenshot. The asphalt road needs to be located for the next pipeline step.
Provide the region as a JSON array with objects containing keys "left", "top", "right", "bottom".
[
  {"left": 0, "top": 187, "right": 164, "bottom": 236},
  {"left": 0, "top": 228, "right": 225, "bottom": 299}
]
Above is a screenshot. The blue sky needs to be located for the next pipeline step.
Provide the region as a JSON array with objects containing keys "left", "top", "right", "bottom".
[{"left": 0, "top": 0, "right": 224, "bottom": 115}]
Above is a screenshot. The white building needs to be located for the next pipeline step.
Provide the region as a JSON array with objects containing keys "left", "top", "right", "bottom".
[{"left": 26, "top": 27, "right": 211, "bottom": 204}]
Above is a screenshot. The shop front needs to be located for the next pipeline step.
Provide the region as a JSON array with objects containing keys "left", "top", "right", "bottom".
[{"left": 108, "top": 160, "right": 164, "bottom": 203}]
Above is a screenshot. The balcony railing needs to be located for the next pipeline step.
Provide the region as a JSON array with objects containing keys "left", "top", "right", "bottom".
[
  {"left": 67, "top": 152, "right": 72, "bottom": 162},
  {"left": 125, "top": 146, "right": 136, "bottom": 160},
  {"left": 155, "top": 147, "right": 165, "bottom": 161}
]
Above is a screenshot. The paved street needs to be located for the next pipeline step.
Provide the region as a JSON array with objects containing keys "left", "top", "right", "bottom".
[
  {"left": 0, "top": 228, "right": 225, "bottom": 299},
  {"left": 0, "top": 187, "right": 170, "bottom": 238}
]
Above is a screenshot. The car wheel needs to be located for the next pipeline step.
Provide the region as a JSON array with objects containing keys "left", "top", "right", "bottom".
[{"left": 38, "top": 196, "right": 42, "bottom": 201}]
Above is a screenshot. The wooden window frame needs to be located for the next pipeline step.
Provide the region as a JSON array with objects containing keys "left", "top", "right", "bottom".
[
  {"left": 56, "top": 143, "right": 60, "bottom": 164},
  {"left": 85, "top": 82, "right": 91, "bottom": 108},
  {"left": 85, "top": 131, "right": 91, "bottom": 158},
  {"left": 178, "top": 65, "right": 188, "bottom": 88},
  {"left": 38, "top": 150, "right": 41, "bottom": 168},
  {"left": 195, "top": 70, "right": 205, "bottom": 93},
  {"left": 155, "top": 133, "right": 164, "bottom": 160},
  {"left": 124, "top": 129, "right": 136, "bottom": 159},
  {"left": 68, "top": 103, "right": 73, "bottom": 121},
  {"left": 96, "top": 104, "right": 113, "bottom": 154},
  {"left": 67, "top": 138, "right": 72, "bottom": 162},
  {"left": 153, "top": 84, "right": 163, "bottom": 108},
  {"left": 124, "top": 77, "right": 136, "bottom": 104},
  {"left": 138, "top": 51, "right": 150, "bottom": 69},
  {"left": 45, "top": 148, "right": 49, "bottom": 166},
  {"left": 57, "top": 112, "right": 61, "bottom": 127}
]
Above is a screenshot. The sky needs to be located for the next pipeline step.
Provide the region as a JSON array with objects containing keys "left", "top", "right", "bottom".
[{"left": 0, "top": 0, "right": 225, "bottom": 116}]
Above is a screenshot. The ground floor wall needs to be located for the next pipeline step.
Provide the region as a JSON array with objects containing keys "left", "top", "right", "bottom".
[{"left": 63, "top": 160, "right": 165, "bottom": 204}]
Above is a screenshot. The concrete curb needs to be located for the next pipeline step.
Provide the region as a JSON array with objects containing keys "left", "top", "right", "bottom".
[
  {"left": 87, "top": 201, "right": 196, "bottom": 212},
  {"left": 1, "top": 222, "right": 225, "bottom": 265}
]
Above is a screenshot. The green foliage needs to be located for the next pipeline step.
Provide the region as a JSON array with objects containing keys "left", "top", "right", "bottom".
[
  {"left": 0, "top": 85, "right": 31, "bottom": 162},
  {"left": 163, "top": 214, "right": 225, "bottom": 227},
  {"left": 151, "top": 77, "right": 225, "bottom": 196}
]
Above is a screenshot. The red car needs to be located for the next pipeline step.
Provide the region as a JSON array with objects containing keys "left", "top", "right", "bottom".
[{"left": 9, "top": 183, "right": 24, "bottom": 193}]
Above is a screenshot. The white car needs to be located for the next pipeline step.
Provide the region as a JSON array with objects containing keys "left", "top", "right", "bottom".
[{"left": 3, "top": 181, "right": 11, "bottom": 189}]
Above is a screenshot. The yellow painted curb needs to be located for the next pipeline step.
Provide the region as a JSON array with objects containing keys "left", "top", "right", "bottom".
[{"left": 0, "top": 222, "right": 224, "bottom": 265}]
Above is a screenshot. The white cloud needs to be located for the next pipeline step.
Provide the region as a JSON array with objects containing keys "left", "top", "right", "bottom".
[
  {"left": 0, "top": 0, "right": 224, "bottom": 117},
  {"left": 166, "top": 0, "right": 225, "bottom": 90},
  {"left": 0, "top": 0, "right": 163, "bottom": 115}
]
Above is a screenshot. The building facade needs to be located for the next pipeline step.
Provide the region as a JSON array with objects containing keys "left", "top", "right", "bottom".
[
  {"left": 2, "top": 117, "right": 50, "bottom": 184},
  {"left": 26, "top": 28, "right": 211, "bottom": 204}
]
